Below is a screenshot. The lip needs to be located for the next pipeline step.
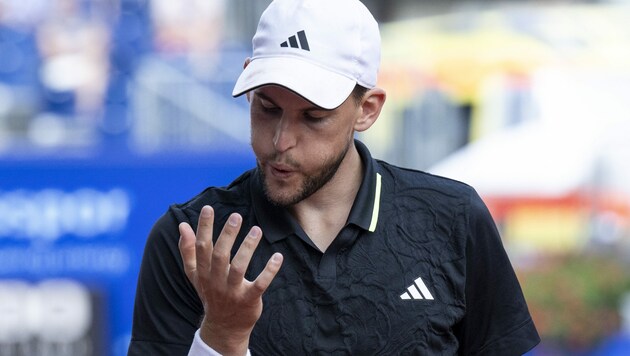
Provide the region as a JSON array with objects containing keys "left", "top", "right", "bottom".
[{"left": 268, "top": 163, "right": 295, "bottom": 178}]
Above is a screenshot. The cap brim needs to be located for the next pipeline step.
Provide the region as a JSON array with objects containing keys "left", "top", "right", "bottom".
[{"left": 232, "top": 57, "right": 356, "bottom": 110}]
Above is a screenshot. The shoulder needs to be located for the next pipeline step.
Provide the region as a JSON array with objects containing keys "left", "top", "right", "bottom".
[
  {"left": 374, "top": 159, "right": 494, "bottom": 247},
  {"left": 143, "top": 169, "right": 256, "bottom": 250},
  {"left": 376, "top": 159, "right": 477, "bottom": 204}
]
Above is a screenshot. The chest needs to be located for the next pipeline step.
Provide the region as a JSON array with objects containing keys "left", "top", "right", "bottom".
[{"left": 247, "top": 220, "right": 467, "bottom": 355}]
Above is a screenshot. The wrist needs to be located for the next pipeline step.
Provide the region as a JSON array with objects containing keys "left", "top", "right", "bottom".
[{"left": 199, "top": 319, "right": 251, "bottom": 356}]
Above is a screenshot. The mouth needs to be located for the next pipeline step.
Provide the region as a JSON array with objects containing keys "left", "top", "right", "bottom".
[{"left": 268, "top": 163, "right": 296, "bottom": 179}]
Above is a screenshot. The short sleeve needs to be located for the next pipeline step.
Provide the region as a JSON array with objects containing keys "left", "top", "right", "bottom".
[
  {"left": 128, "top": 209, "right": 204, "bottom": 355},
  {"left": 455, "top": 190, "right": 540, "bottom": 355}
]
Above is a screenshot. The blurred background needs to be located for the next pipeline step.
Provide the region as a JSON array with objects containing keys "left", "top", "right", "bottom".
[{"left": 0, "top": 0, "right": 629, "bottom": 355}]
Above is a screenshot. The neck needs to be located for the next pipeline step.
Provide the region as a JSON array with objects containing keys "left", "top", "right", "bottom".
[{"left": 289, "top": 143, "right": 363, "bottom": 251}]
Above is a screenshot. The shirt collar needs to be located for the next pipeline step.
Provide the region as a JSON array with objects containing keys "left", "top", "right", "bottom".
[{"left": 251, "top": 139, "right": 382, "bottom": 244}]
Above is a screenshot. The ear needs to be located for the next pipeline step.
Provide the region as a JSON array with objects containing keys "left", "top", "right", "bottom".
[{"left": 354, "top": 87, "right": 386, "bottom": 132}]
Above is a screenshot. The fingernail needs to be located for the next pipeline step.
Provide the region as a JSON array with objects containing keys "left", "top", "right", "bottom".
[
  {"left": 249, "top": 228, "right": 261, "bottom": 239},
  {"left": 201, "top": 206, "right": 212, "bottom": 217},
  {"left": 272, "top": 253, "right": 282, "bottom": 263},
  {"left": 228, "top": 214, "right": 240, "bottom": 226}
]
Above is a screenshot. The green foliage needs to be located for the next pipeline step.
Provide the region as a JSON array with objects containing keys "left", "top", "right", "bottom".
[{"left": 519, "top": 253, "right": 630, "bottom": 351}]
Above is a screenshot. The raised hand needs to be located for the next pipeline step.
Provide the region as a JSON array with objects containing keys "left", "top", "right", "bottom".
[{"left": 178, "top": 205, "right": 283, "bottom": 355}]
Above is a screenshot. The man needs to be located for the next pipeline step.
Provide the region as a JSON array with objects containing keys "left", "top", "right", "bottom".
[{"left": 128, "top": 0, "right": 541, "bottom": 355}]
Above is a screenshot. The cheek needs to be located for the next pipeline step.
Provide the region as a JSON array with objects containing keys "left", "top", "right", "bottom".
[
  {"left": 301, "top": 139, "right": 344, "bottom": 169},
  {"left": 250, "top": 117, "right": 273, "bottom": 149},
  {"left": 250, "top": 131, "right": 267, "bottom": 161}
]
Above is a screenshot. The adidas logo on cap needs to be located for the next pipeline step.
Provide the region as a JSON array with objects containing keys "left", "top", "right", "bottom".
[{"left": 280, "top": 30, "right": 310, "bottom": 51}]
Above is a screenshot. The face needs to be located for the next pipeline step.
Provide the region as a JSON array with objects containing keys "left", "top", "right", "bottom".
[{"left": 250, "top": 85, "right": 360, "bottom": 207}]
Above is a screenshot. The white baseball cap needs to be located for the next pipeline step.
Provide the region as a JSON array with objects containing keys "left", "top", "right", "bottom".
[{"left": 232, "top": 0, "right": 381, "bottom": 109}]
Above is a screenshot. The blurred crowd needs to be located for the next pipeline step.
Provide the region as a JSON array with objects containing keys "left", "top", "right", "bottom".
[{"left": 0, "top": 0, "right": 243, "bottom": 154}]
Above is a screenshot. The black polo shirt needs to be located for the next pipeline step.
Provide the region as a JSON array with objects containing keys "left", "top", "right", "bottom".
[{"left": 129, "top": 140, "right": 540, "bottom": 355}]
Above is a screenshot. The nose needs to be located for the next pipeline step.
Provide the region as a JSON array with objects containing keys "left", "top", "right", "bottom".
[{"left": 273, "top": 115, "right": 297, "bottom": 152}]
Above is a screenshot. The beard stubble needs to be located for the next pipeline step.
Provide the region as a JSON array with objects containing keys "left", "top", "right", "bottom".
[{"left": 258, "top": 138, "right": 353, "bottom": 207}]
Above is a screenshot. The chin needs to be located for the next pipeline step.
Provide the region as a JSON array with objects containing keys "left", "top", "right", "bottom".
[{"left": 263, "top": 183, "right": 303, "bottom": 207}]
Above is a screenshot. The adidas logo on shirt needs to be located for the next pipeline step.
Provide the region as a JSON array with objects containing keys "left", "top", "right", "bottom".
[
  {"left": 280, "top": 30, "right": 310, "bottom": 51},
  {"left": 400, "top": 277, "right": 434, "bottom": 300}
]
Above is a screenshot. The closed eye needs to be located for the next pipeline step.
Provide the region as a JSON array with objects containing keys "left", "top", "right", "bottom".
[
  {"left": 303, "top": 109, "right": 330, "bottom": 123},
  {"left": 258, "top": 98, "right": 281, "bottom": 115},
  {"left": 261, "top": 105, "right": 281, "bottom": 114},
  {"left": 304, "top": 112, "right": 324, "bottom": 121}
]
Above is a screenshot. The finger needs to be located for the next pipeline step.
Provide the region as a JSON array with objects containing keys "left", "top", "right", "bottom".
[
  {"left": 178, "top": 222, "right": 197, "bottom": 282},
  {"left": 211, "top": 212, "right": 242, "bottom": 281},
  {"left": 227, "top": 226, "right": 262, "bottom": 286},
  {"left": 246, "top": 253, "right": 283, "bottom": 300},
  {"left": 195, "top": 206, "right": 215, "bottom": 273}
]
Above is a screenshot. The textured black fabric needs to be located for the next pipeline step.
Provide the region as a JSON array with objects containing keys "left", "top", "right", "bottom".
[{"left": 128, "top": 140, "right": 540, "bottom": 355}]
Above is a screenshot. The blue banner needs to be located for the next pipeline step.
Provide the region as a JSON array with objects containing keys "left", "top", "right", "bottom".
[{"left": 0, "top": 152, "right": 255, "bottom": 355}]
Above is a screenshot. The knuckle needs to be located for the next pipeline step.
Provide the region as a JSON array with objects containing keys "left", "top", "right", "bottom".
[
  {"left": 223, "top": 226, "right": 238, "bottom": 237},
  {"left": 195, "top": 240, "right": 209, "bottom": 250},
  {"left": 252, "top": 280, "right": 266, "bottom": 293},
  {"left": 230, "top": 264, "right": 246, "bottom": 276},
  {"left": 244, "top": 235, "right": 258, "bottom": 248},
  {"left": 212, "top": 250, "right": 229, "bottom": 264}
]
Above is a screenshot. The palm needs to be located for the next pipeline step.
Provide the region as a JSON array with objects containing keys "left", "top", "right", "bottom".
[{"left": 178, "top": 205, "right": 283, "bottom": 354}]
